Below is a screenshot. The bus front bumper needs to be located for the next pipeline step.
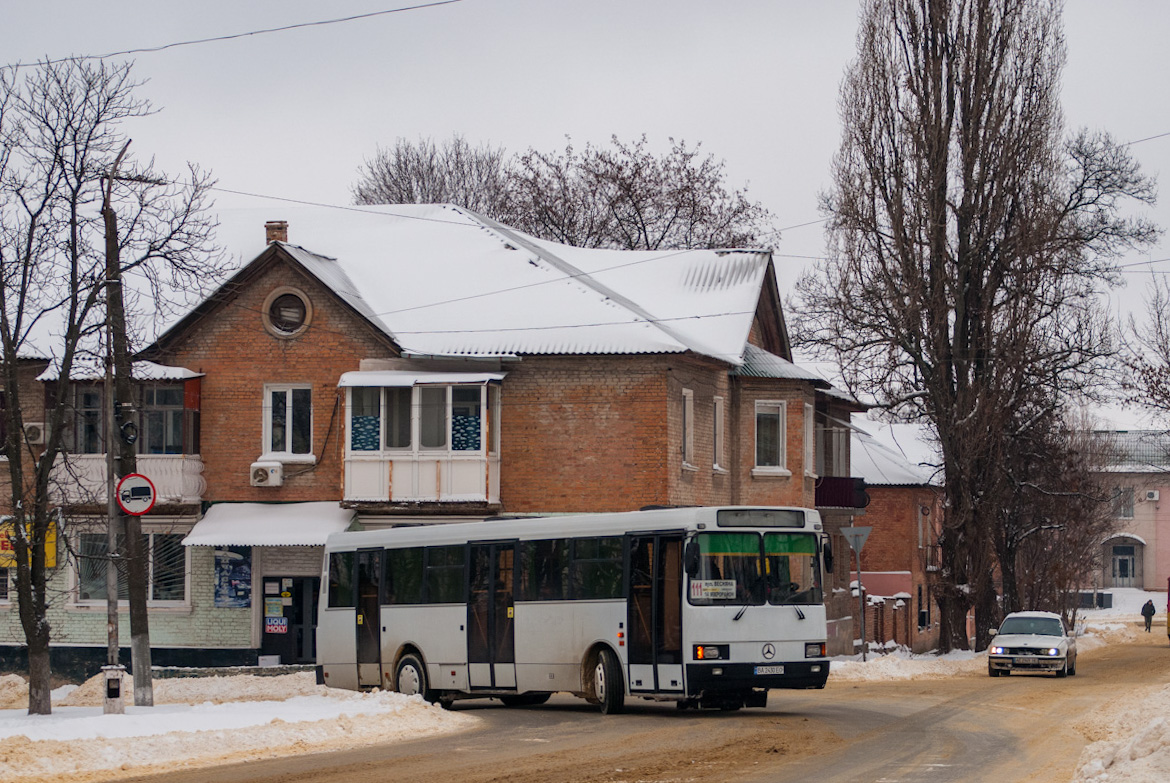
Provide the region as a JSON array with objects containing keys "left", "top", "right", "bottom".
[{"left": 686, "top": 660, "right": 830, "bottom": 694}]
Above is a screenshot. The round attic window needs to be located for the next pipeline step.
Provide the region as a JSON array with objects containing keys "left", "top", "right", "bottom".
[{"left": 262, "top": 287, "right": 312, "bottom": 338}]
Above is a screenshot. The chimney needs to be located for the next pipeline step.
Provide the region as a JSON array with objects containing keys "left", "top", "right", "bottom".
[{"left": 265, "top": 220, "right": 288, "bottom": 244}]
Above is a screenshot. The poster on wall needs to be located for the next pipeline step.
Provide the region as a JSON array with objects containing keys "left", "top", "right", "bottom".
[{"left": 215, "top": 546, "right": 252, "bottom": 608}]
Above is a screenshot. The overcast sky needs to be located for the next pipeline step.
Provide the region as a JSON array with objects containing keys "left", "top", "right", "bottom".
[{"left": 2, "top": 1, "right": 1167, "bottom": 421}]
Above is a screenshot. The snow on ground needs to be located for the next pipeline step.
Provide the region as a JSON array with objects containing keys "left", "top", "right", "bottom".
[
  {"left": 0, "top": 672, "right": 476, "bottom": 783},
  {"left": 0, "top": 589, "right": 1163, "bottom": 782}
]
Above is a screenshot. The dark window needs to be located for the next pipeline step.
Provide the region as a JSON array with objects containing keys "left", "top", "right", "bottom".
[
  {"left": 570, "top": 537, "right": 624, "bottom": 599},
  {"left": 384, "top": 547, "right": 424, "bottom": 604},
  {"left": 269, "top": 293, "right": 307, "bottom": 333},
  {"left": 151, "top": 534, "right": 186, "bottom": 600},
  {"left": 385, "top": 388, "right": 411, "bottom": 448},
  {"left": 419, "top": 387, "right": 447, "bottom": 449},
  {"left": 451, "top": 386, "right": 482, "bottom": 451},
  {"left": 518, "top": 539, "right": 569, "bottom": 601},
  {"left": 141, "top": 385, "right": 185, "bottom": 455},
  {"left": 328, "top": 552, "right": 355, "bottom": 607},
  {"left": 0, "top": 568, "right": 7, "bottom": 601},
  {"left": 425, "top": 545, "right": 465, "bottom": 603},
  {"left": 75, "top": 387, "right": 104, "bottom": 454},
  {"left": 269, "top": 387, "right": 312, "bottom": 455},
  {"left": 350, "top": 388, "right": 380, "bottom": 452}
]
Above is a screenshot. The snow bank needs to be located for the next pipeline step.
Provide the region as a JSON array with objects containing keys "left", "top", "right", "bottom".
[
  {"left": 0, "top": 672, "right": 476, "bottom": 782},
  {"left": 830, "top": 648, "right": 984, "bottom": 681},
  {"left": 1073, "top": 683, "right": 1170, "bottom": 782}
]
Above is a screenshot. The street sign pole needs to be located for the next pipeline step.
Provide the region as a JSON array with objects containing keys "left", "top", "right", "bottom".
[{"left": 841, "top": 526, "right": 872, "bottom": 662}]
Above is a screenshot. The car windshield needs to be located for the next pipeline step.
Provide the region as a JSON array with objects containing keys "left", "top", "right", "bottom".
[
  {"left": 687, "top": 532, "right": 821, "bottom": 606},
  {"left": 999, "top": 617, "right": 1063, "bottom": 636}
]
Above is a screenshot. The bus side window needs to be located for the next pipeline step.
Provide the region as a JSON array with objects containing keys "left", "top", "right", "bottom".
[
  {"left": 519, "top": 539, "right": 568, "bottom": 601},
  {"left": 385, "top": 547, "right": 424, "bottom": 604},
  {"left": 328, "top": 552, "right": 355, "bottom": 608},
  {"left": 425, "top": 545, "right": 466, "bottom": 603},
  {"left": 570, "top": 537, "right": 624, "bottom": 599}
]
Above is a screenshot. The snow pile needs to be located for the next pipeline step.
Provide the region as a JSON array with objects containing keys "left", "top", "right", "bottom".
[
  {"left": 0, "top": 672, "right": 476, "bottom": 782},
  {"left": 830, "top": 648, "right": 983, "bottom": 681},
  {"left": 1073, "top": 683, "right": 1170, "bottom": 782}
]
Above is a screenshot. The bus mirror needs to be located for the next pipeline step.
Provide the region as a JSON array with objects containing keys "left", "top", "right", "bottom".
[
  {"left": 684, "top": 540, "right": 700, "bottom": 578},
  {"left": 823, "top": 539, "right": 834, "bottom": 573}
]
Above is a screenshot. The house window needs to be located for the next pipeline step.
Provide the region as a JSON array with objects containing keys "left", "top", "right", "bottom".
[
  {"left": 713, "top": 396, "right": 725, "bottom": 470},
  {"left": 754, "top": 400, "right": 787, "bottom": 472},
  {"left": 349, "top": 384, "right": 495, "bottom": 454},
  {"left": 74, "top": 386, "right": 104, "bottom": 454},
  {"left": 75, "top": 532, "right": 187, "bottom": 603},
  {"left": 266, "top": 385, "right": 312, "bottom": 457},
  {"left": 350, "top": 388, "right": 381, "bottom": 451},
  {"left": 140, "top": 385, "right": 185, "bottom": 455},
  {"left": 1113, "top": 487, "right": 1135, "bottom": 519},
  {"left": 419, "top": 387, "right": 447, "bottom": 450},
  {"left": 682, "top": 389, "right": 695, "bottom": 468},
  {"left": 262, "top": 287, "right": 312, "bottom": 338},
  {"left": 0, "top": 568, "right": 8, "bottom": 601},
  {"left": 804, "top": 403, "right": 816, "bottom": 477}
]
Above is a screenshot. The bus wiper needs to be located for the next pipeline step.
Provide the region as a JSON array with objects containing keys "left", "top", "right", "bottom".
[{"left": 733, "top": 575, "right": 764, "bottom": 621}]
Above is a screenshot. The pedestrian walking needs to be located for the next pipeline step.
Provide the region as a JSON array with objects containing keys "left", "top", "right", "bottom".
[{"left": 1141, "top": 599, "right": 1156, "bottom": 632}]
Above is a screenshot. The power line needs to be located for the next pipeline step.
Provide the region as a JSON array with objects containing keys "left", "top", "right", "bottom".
[
  {"left": 2, "top": 1, "right": 463, "bottom": 71},
  {"left": 1125, "top": 131, "right": 1170, "bottom": 147}
]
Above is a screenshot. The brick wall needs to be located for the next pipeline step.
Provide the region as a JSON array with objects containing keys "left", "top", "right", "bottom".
[{"left": 152, "top": 257, "right": 394, "bottom": 503}]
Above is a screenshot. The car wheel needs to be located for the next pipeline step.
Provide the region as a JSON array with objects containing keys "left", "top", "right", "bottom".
[
  {"left": 396, "top": 654, "right": 434, "bottom": 701},
  {"left": 988, "top": 666, "right": 1000, "bottom": 677},
  {"left": 593, "top": 648, "right": 625, "bottom": 715},
  {"left": 1069, "top": 655, "right": 1077, "bottom": 676}
]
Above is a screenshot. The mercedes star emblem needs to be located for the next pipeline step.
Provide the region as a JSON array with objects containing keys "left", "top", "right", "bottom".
[{"left": 762, "top": 643, "right": 776, "bottom": 660}]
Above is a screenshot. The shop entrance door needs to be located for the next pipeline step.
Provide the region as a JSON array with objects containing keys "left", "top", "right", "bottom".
[{"left": 259, "top": 576, "right": 320, "bottom": 665}]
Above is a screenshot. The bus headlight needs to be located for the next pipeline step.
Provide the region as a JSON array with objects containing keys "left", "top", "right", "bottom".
[
  {"left": 694, "top": 644, "right": 729, "bottom": 660},
  {"left": 805, "top": 642, "right": 826, "bottom": 658}
]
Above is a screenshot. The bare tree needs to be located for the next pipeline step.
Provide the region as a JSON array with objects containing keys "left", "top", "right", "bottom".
[
  {"left": 792, "top": 0, "right": 1156, "bottom": 650},
  {"left": 1123, "top": 274, "right": 1170, "bottom": 416},
  {"left": 353, "top": 134, "right": 776, "bottom": 250},
  {"left": 0, "top": 59, "right": 222, "bottom": 714},
  {"left": 352, "top": 135, "right": 510, "bottom": 217}
]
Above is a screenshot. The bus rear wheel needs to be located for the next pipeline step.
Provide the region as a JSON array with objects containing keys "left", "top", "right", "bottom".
[
  {"left": 593, "top": 648, "right": 625, "bottom": 715},
  {"left": 396, "top": 654, "right": 433, "bottom": 702}
]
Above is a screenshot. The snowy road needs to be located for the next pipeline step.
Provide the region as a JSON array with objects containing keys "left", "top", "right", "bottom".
[{"left": 113, "top": 624, "right": 1170, "bottom": 783}]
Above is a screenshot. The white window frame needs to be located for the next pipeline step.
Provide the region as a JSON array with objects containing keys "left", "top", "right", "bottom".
[
  {"left": 752, "top": 400, "right": 790, "bottom": 477},
  {"left": 346, "top": 384, "right": 494, "bottom": 456},
  {"left": 681, "top": 388, "right": 696, "bottom": 470},
  {"left": 713, "top": 395, "right": 726, "bottom": 472},
  {"left": 804, "top": 403, "right": 817, "bottom": 478},
  {"left": 69, "top": 529, "right": 191, "bottom": 609},
  {"left": 262, "top": 384, "right": 314, "bottom": 463}
]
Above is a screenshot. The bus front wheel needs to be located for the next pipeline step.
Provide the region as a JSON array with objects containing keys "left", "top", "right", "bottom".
[
  {"left": 396, "top": 654, "right": 432, "bottom": 701},
  {"left": 593, "top": 648, "right": 625, "bottom": 715}
]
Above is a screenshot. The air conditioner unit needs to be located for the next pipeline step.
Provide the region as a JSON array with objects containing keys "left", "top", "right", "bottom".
[
  {"left": 1145, "top": 490, "right": 1160, "bottom": 502},
  {"left": 250, "top": 461, "right": 283, "bottom": 487},
  {"left": 22, "top": 422, "right": 45, "bottom": 446}
]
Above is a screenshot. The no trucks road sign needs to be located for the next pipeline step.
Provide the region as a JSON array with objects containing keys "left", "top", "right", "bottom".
[{"left": 116, "top": 473, "right": 157, "bottom": 516}]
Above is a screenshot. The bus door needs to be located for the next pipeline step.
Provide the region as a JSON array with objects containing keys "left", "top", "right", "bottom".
[
  {"left": 467, "top": 542, "right": 517, "bottom": 690},
  {"left": 356, "top": 548, "right": 382, "bottom": 688},
  {"left": 627, "top": 534, "right": 684, "bottom": 693}
]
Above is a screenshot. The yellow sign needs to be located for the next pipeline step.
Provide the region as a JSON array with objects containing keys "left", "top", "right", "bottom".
[{"left": 0, "top": 521, "right": 57, "bottom": 569}]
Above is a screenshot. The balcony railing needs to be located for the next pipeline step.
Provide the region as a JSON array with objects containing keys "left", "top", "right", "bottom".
[
  {"left": 344, "top": 453, "right": 500, "bottom": 504},
  {"left": 50, "top": 454, "right": 206, "bottom": 506},
  {"left": 815, "top": 476, "right": 869, "bottom": 509}
]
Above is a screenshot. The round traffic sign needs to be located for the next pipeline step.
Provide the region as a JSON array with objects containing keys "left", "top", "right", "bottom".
[{"left": 116, "top": 473, "right": 157, "bottom": 516}]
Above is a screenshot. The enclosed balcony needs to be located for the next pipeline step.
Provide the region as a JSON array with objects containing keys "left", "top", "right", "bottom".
[{"left": 50, "top": 453, "right": 206, "bottom": 506}]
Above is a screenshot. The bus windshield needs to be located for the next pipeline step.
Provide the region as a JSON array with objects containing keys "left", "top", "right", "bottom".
[{"left": 688, "top": 532, "right": 821, "bottom": 606}]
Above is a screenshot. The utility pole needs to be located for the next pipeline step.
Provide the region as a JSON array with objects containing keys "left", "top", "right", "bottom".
[{"left": 102, "top": 140, "right": 154, "bottom": 707}]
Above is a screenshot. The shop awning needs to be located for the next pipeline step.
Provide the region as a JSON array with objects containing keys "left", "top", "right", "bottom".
[
  {"left": 182, "top": 502, "right": 358, "bottom": 547},
  {"left": 337, "top": 370, "right": 505, "bottom": 387}
]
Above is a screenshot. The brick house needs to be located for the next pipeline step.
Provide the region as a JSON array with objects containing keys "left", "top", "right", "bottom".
[
  {"left": 0, "top": 204, "right": 866, "bottom": 671},
  {"left": 849, "top": 424, "right": 942, "bottom": 653}
]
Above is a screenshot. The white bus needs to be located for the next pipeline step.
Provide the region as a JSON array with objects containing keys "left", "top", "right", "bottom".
[{"left": 316, "top": 506, "right": 832, "bottom": 712}]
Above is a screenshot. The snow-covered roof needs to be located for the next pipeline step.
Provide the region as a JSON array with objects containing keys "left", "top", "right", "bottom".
[
  {"left": 1090, "top": 431, "right": 1170, "bottom": 473},
  {"left": 207, "top": 205, "right": 777, "bottom": 365},
  {"left": 852, "top": 426, "right": 937, "bottom": 486},
  {"left": 37, "top": 358, "right": 202, "bottom": 382},
  {"left": 182, "top": 502, "right": 357, "bottom": 547},
  {"left": 734, "top": 343, "right": 827, "bottom": 383}
]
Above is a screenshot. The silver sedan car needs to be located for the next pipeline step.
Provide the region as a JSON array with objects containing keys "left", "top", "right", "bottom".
[{"left": 987, "top": 611, "right": 1077, "bottom": 677}]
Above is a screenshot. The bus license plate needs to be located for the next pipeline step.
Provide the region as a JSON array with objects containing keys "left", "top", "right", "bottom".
[{"left": 755, "top": 665, "right": 784, "bottom": 675}]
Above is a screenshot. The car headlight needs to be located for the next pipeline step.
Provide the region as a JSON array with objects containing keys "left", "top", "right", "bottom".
[
  {"left": 990, "top": 646, "right": 1004, "bottom": 655},
  {"left": 1047, "top": 648, "right": 1060, "bottom": 656}
]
